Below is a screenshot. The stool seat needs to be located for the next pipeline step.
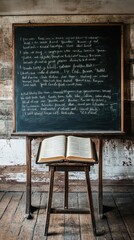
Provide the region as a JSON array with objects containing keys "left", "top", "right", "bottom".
[{"left": 44, "top": 162, "right": 97, "bottom": 236}]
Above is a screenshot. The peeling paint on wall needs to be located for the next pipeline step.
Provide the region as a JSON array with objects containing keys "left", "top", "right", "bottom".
[
  {"left": 0, "top": 138, "right": 26, "bottom": 165},
  {"left": 0, "top": 138, "right": 134, "bottom": 182},
  {"left": 103, "top": 139, "right": 134, "bottom": 179},
  {"left": 0, "top": 172, "right": 26, "bottom": 182}
]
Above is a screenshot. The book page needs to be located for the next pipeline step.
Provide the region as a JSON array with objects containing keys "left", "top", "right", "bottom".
[
  {"left": 38, "top": 135, "right": 66, "bottom": 162},
  {"left": 66, "top": 136, "right": 94, "bottom": 161}
]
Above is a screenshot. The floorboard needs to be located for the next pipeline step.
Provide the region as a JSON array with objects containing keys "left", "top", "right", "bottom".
[
  {"left": 48, "top": 192, "right": 65, "bottom": 240},
  {"left": 64, "top": 192, "right": 80, "bottom": 240},
  {"left": 113, "top": 192, "right": 134, "bottom": 240},
  {"left": 104, "top": 193, "right": 131, "bottom": 240},
  {"left": 0, "top": 185, "right": 134, "bottom": 240}
]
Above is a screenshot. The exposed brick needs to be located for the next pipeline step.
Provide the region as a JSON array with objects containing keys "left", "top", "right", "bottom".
[
  {"left": 0, "top": 81, "right": 12, "bottom": 98},
  {"left": 0, "top": 100, "right": 12, "bottom": 120},
  {"left": 6, "top": 120, "right": 12, "bottom": 136},
  {"left": 0, "top": 120, "right": 6, "bottom": 135},
  {"left": 0, "top": 67, "right": 12, "bottom": 80},
  {"left": 0, "top": 28, "right": 4, "bottom": 57},
  {"left": 130, "top": 24, "right": 134, "bottom": 49}
]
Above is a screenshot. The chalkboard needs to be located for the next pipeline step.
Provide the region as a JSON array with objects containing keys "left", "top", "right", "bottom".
[{"left": 13, "top": 24, "right": 124, "bottom": 133}]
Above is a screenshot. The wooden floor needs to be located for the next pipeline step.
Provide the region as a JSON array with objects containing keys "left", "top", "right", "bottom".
[{"left": 0, "top": 184, "right": 134, "bottom": 240}]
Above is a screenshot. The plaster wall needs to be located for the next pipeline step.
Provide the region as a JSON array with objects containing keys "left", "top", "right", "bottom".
[{"left": 0, "top": 15, "right": 134, "bottom": 182}]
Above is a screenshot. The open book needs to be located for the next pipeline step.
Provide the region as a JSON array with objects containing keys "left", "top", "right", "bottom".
[{"left": 36, "top": 135, "right": 97, "bottom": 164}]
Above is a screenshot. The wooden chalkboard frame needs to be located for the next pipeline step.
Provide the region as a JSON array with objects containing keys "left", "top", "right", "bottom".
[{"left": 12, "top": 23, "right": 124, "bottom": 135}]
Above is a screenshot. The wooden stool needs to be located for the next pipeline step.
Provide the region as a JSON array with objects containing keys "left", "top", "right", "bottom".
[{"left": 44, "top": 162, "right": 97, "bottom": 236}]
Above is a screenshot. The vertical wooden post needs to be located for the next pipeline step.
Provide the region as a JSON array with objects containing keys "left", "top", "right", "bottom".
[
  {"left": 85, "top": 166, "right": 97, "bottom": 236},
  {"left": 25, "top": 136, "right": 32, "bottom": 219},
  {"left": 45, "top": 166, "right": 55, "bottom": 236},
  {"left": 64, "top": 171, "right": 68, "bottom": 209},
  {"left": 98, "top": 137, "right": 103, "bottom": 218}
]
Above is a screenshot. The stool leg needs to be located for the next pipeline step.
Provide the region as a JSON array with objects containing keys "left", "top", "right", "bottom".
[
  {"left": 64, "top": 171, "right": 68, "bottom": 209},
  {"left": 85, "top": 167, "right": 97, "bottom": 236},
  {"left": 44, "top": 167, "right": 55, "bottom": 236}
]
